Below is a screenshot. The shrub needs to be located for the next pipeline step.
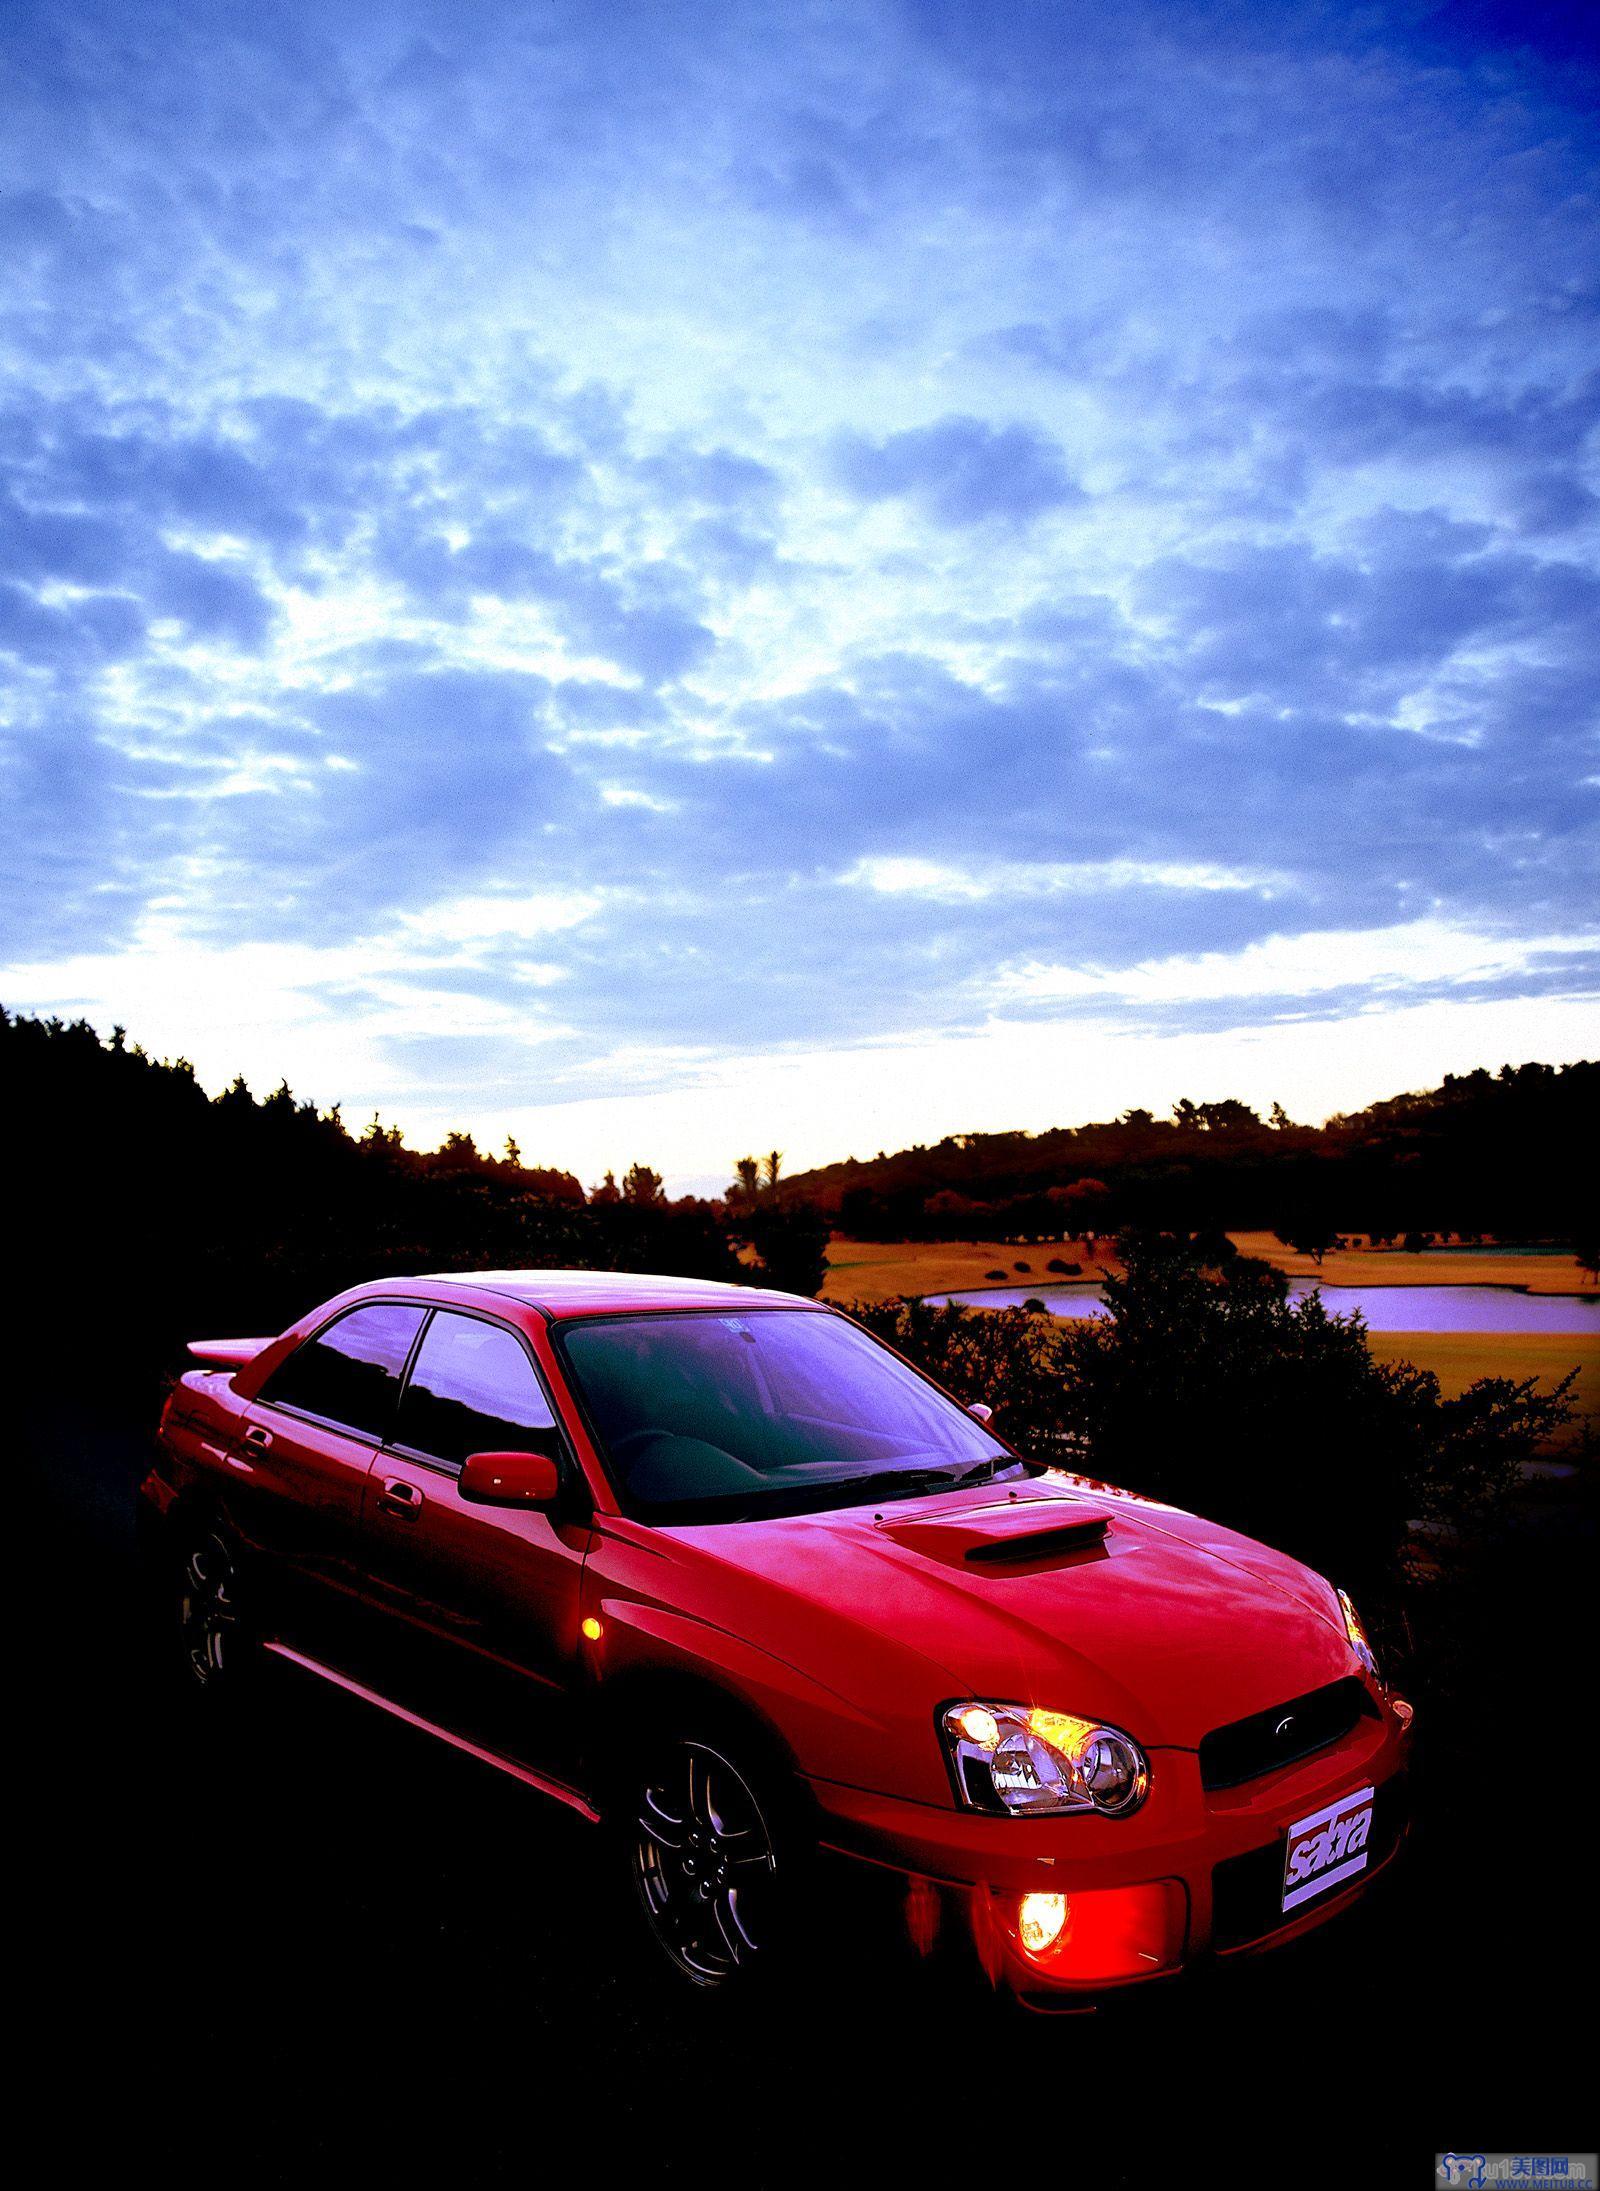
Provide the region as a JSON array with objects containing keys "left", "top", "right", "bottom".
[
  {"left": 849, "top": 1297, "right": 1075, "bottom": 1459},
  {"left": 848, "top": 1232, "right": 1574, "bottom": 1612},
  {"left": 741, "top": 1201, "right": 831, "bottom": 1298}
]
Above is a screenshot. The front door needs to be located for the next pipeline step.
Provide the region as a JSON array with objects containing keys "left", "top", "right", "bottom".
[{"left": 356, "top": 1306, "right": 594, "bottom": 1781}]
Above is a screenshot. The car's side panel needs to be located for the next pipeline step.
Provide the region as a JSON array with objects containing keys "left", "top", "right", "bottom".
[
  {"left": 226, "top": 1400, "right": 387, "bottom": 1648},
  {"left": 353, "top": 1464, "right": 596, "bottom": 1778}
]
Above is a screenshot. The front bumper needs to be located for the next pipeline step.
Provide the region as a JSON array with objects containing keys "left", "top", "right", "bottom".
[{"left": 806, "top": 1692, "right": 1414, "bottom": 2002}]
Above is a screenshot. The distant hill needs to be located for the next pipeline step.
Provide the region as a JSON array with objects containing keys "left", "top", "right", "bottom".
[{"left": 784, "top": 1063, "right": 1600, "bottom": 1244}]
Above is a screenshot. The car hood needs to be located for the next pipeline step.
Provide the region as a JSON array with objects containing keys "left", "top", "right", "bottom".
[{"left": 671, "top": 1473, "right": 1357, "bottom": 1749}]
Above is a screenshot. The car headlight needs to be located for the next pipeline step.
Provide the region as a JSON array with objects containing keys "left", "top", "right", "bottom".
[
  {"left": 1337, "top": 1588, "right": 1381, "bottom": 1684},
  {"left": 941, "top": 1702, "right": 1150, "bottom": 1817}
]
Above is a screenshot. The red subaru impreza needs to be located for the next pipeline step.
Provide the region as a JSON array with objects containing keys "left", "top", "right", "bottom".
[{"left": 142, "top": 1269, "right": 1412, "bottom": 2005}]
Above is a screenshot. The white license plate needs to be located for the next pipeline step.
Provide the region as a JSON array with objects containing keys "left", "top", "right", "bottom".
[{"left": 1281, "top": 1785, "right": 1375, "bottom": 1913}]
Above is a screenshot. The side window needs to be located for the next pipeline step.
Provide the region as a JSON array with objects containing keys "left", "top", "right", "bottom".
[
  {"left": 258, "top": 1303, "right": 426, "bottom": 1440},
  {"left": 393, "top": 1312, "right": 558, "bottom": 1469}
]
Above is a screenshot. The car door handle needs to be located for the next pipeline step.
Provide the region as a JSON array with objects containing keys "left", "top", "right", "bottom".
[
  {"left": 244, "top": 1426, "right": 272, "bottom": 1449},
  {"left": 378, "top": 1477, "right": 424, "bottom": 1521}
]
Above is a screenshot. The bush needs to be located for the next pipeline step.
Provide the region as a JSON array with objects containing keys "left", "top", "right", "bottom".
[
  {"left": 741, "top": 1201, "right": 831, "bottom": 1298},
  {"left": 849, "top": 1297, "right": 1076, "bottom": 1458},
  {"left": 848, "top": 1232, "right": 1574, "bottom": 1611}
]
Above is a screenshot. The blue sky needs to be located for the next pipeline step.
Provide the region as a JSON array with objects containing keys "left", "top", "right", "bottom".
[{"left": 1, "top": 0, "right": 1597, "bottom": 1189}]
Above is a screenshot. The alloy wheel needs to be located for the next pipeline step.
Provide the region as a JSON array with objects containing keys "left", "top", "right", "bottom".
[
  {"left": 632, "top": 1740, "right": 778, "bottom": 1987},
  {"left": 178, "top": 1529, "right": 240, "bottom": 1689}
]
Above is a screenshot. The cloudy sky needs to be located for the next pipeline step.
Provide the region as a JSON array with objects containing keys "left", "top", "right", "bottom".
[{"left": 2, "top": 1, "right": 1597, "bottom": 1189}]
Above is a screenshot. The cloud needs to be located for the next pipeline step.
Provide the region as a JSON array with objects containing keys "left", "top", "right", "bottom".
[
  {"left": 840, "top": 855, "right": 1283, "bottom": 900},
  {"left": 1, "top": 0, "right": 1596, "bottom": 1175},
  {"left": 995, "top": 921, "right": 1600, "bottom": 1012},
  {"left": 835, "top": 415, "right": 1083, "bottom": 526},
  {"left": 0, "top": 579, "right": 145, "bottom": 665}
]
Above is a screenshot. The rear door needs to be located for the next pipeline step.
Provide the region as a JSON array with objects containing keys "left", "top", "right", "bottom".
[
  {"left": 356, "top": 1307, "right": 594, "bottom": 1779},
  {"left": 231, "top": 1300, "right": 427, "bottom": 1652}
]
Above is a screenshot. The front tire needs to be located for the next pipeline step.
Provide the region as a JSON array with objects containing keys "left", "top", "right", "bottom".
[{"left": 629, "top": 1736, "right": 785, "bottom": 1990}]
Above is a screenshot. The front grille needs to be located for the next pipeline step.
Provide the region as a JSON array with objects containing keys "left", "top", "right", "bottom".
[
  {"left": 1199, "top": 1676, "right": 1375, "bottom": 1791},
  {"left": 1212, "top": 1772, "right": 1407, "bottom": 1951}
]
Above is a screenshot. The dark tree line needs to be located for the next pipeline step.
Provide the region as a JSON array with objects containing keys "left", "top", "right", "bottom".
[
  {"left": 0, "top": 1008, "right": 826, "bottom": 1397},
  {"left": 799, "top": 1061, "right": 1598, "bottom": 1246}
]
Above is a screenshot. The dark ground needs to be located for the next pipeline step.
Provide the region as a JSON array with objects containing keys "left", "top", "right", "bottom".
[{"left": 17, "top": 1399, "right": 1594, "bottom": 2188}]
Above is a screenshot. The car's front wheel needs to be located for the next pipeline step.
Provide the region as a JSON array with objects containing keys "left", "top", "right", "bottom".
[{"left": 630, "top": 1736, "right": 785, "bottom": 1989}]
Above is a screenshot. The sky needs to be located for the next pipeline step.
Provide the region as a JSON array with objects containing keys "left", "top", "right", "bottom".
[{"left": 1, "top": 0, "right": 1597, "bottom": 1192}]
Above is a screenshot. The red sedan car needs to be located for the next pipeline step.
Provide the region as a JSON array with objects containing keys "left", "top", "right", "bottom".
[{"left": 142, "top": 1269, "right": 1412, "bottom": 2005}]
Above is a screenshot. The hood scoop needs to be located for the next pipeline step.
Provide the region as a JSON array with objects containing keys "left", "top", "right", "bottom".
[
  {"left": 876, "top": 1500, "right": 1115, "bottom": 1573},
  {"left": 964, "top": 1515, "right": 1110, "bottom": 1565}
]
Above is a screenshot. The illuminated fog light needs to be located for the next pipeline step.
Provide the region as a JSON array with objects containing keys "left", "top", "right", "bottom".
[
  {"left": 1018, "top": 1891, "right": 1068, "bottom": 1955},
  {"left": 580, "top": 1616, "right": 603, "bottom": 1642}
]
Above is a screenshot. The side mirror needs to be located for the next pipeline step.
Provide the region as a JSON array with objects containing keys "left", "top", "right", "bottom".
[
  {"left": 459, "top": 1447, "right": 561, "bottom": 1508},
  {"left": 967, "top": 1402, "right": 994, "bottom": 1423}
]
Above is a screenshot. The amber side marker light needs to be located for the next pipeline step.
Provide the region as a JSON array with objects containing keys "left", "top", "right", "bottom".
[{"left": 580, "top": 1617, "right": 603, "bottom": 1642}]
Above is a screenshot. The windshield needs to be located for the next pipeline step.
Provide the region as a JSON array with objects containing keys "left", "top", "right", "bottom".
[{"left": 557, "top": 1307, "right": 1020, "bottom": 1521}]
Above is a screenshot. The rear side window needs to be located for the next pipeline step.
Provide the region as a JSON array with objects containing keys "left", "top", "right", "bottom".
[
  {"left": 259, "top": 1303, "right": 426, "bottom": 1440},
  {"left": 393, "top": 1311, "right": 557, "bottom": 1469}
]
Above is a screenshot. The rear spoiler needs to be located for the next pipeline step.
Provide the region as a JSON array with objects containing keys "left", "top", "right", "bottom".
[{"left": 187, "top": 1337, "right": 273, "bottom": 1371}]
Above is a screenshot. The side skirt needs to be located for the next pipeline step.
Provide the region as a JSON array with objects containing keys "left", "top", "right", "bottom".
[{"left": 261, "top": 1640, "right": 602, "bottom": 1824}]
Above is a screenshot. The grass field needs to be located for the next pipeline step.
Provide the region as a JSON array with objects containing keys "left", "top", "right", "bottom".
[
  {"left": 819, "top": 1231, "right": 1595, "bottom": 1305},
  {"left": 1365, "top": 1331, "right": 1596, "bottom": 1452},
  {"left": 819, "top": 1235, "right": 1104, "bottom": 1305},
  {"left": 1226, "top": 1230, "right": 1589, "bottom": 1294}
]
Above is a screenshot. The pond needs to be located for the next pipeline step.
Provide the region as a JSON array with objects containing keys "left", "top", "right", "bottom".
[{"left": 925, "top": 1281, "right": 1600, "bottom": 1335}]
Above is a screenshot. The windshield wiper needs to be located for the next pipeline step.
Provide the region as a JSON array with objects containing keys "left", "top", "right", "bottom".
[
  {"left": 834, "top": 1456, "right": 1009, "bottom": 1507},
  {"left": 644, "top": 1457, "right": 1026, "bottom": 1526}
]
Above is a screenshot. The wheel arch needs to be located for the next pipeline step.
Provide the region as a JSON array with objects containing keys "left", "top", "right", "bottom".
[{"left": 585, "top": 1663, "right": 820, "bottom": 1843}]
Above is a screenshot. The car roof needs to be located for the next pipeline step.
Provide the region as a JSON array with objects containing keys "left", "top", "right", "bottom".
[{"left": 410, "top": 1268, "right": 820, "bottom": 1320}]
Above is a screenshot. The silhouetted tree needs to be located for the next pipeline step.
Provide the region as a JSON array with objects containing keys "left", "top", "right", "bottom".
[
  {"left": 622, "top": 1162, "right": 665, "bottom": 1206},
  {"left": 743, "top": 1202, "right": 831, "bottom": 1297},
  {"left": 724, "top": 1150, "right": 828, "bottom": 1295},
  {"left": 1275, "top": 1213, "right": 1338, "bottom": 1265}
]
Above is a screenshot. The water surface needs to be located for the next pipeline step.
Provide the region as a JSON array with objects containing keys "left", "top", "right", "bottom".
[{"left": 927, "top": 1281, "right": 1599, "bottom": 1335}]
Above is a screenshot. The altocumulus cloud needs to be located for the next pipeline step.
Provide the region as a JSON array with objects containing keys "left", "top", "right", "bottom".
[
  {"left": 835, "top": 416, "right": 1084, "bottom": 527},
  {"left": 0, "top": 0, "right": 1596, "bottom": 1177}
]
